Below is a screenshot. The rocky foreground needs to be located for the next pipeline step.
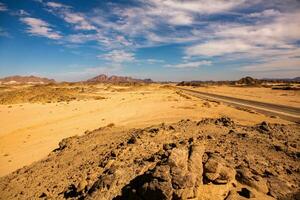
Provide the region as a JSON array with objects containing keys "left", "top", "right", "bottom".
[{"left": 0, "top": 117, "right": 299, "bottom": 200}]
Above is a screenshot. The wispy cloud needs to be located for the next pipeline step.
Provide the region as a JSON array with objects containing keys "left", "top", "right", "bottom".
[
  {"left": 0, "top": 2, "right": 7, "bottom": 12},
  {"left": 184, "top": 10, "right": 300, "bottom": 72},
  {"left": 99, "top": 50, "right": 135, "bottom": 63},
  {"left": 240, "top": 58, "right": 300, "bottom": 72},
  {"left": 20, "top": 17, "right": 62, "bottom": 39},
  {"left": 145, "top": 59, "right": 165, "bottom": 64},
  {"left": 46, "top": 2, "right": 96, "bottom": 31},
  {"left": 186, "top": 39, "right": 256, "bottom": 57},
  {"left": 165, "top": 61, "right": 212, "bottom": 69},
  {"left": 46, "top": 2, "right": 69, "bottom": 9},
  {"left": 0, "top": 27, "right": 9, "bottom": 37}
]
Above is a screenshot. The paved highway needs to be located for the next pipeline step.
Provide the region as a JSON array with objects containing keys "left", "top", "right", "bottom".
[{"left": 176, "top": 87, "right": 300, "bottom": 123}]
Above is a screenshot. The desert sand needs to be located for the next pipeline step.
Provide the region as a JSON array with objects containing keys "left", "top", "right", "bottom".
[
  {"left": 0, "top": 84, "right": 290, "bottom": 177},
  {"left": 0, "top": 83, "right": 299, "bottom": 200}
]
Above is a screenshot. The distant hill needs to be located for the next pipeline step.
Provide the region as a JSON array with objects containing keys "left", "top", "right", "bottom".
[
  {"left": 236, "top": 76, "right": 261, "bottom": 85},
  {"left": 177, "top": 76, "right": 300, "bottom": 87},
  {"left": 262, "top": 77, "right": 300, "bottom": 82},
  {"left": 86, "top": 74, "right": 153, "bottom": 83},
  {"left": 0, "top": 75, "right": 55, "bottom": 85}
]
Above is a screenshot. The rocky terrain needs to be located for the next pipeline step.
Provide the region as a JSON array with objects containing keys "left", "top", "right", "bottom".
[
  {"left": 86, "top": 74, "right": 153, "bottom": 84},
  {"left": 0, "top": 117, "right": 299, "bottom": 200},
  {"left": 0, "top": 75, "right": 55, "bottom": 85}
]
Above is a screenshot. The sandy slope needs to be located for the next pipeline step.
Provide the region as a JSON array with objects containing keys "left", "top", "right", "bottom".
[{"left": 0, "top": 85, "right": 290, "bottom": 176}]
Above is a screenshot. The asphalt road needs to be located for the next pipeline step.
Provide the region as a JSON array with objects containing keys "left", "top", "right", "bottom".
[{"left": 176, "top": 87, "right": 300, "bottom": 123}]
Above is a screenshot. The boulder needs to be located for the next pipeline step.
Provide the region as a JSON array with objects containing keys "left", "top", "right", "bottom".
[{"left": 236, "top": 168, "right": 269, "bottom": 194}]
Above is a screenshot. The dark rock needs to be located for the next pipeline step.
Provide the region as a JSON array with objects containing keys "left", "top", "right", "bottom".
[
  {"left": 237, "top": 187, "right": 255, "bottom": 198},
  {"left": 148, "top": 127, "right": 160, "bottom": 134},
  {"left": 64, "top": 184, "right": 79, "bottom": 198},
  {"left": 127, "top": 136, "right": 137, "bottom": 144},
  {"left": 215, "top": 117, "right": 235, "bottom": 127},
  {"left": 188, "top": 137, "right": 194, "bottom": 144},
  {"left": 207, "top": 135, "right": 214, "bottom": 140},
  {"left": 168, "top": 125, "right": 175, "bottom": 131},
  {"left": 163, "top": 143, "right": 176, "bottom": 151},
  {"left": 259, "top": 121, "right": 270, "bottom": 132},
  {"left": 39, "top": 192, "right": 47, "bottom": 198},
  {"left": 236, "top": 132, "right": 248, "bottom": 138}
]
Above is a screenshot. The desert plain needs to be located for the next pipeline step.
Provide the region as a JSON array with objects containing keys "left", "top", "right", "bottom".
[{"left": 0, "top": 82, "right": 299, "bottom": 200}]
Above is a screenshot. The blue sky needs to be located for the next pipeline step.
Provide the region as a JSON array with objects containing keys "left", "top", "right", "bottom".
[{"left": 0, "top": 0, "right": 299, "bottom": 81}]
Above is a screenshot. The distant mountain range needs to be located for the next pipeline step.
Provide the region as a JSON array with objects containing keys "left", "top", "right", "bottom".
[
  {"left": 177, "top": 76, "right": 300, "bottom": 87},
  {"left": 86, "top": 74, "right": 153, "bottom": 83},
  {"left": 0, "top": 75, "right": 55, "bottom": 85},
  {"left": 1, "top": 75, "right": 298, "bottom": 85},
  {"left": 262, "top": 77, "right": 300, "bottom": 82}
]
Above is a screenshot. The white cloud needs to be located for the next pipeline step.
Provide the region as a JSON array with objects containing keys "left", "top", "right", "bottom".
[
  {"left": 46, "top": 2, "right": 69, "bottom": 9},
  {"left": 63, "top": 12, "right": 96, "bottom": 30},
  {"left": 0, "top": 2, "right": 7, "bottom": 12},
  {"left": 165, "top": 60, "right": 212, "bottom": 68},
  {"left": 0, "top": 28, "right": 9, "bottom": 37},
  {"left": 45, "top": 2, "right": 96, "bottom": 31},
  {"left": 99, "top": 50, "right": 135, "bottom": 63},
  {"left": 184, "top": 10, "right": 300, "bottom": 73},
  {"left": 66, "top": 33, "right": 96, "bottom": 43},
  {"left": 151, "top": 0, "right": 246, "bottom": 14},
  {"left": 240, "top": 58, "right": 300, "bottom": 72},
  {"left": 186, "top": 40, "right": 256, "bottom": 57},
  {"left": 20, "top": 17, "right": 62, "bottom": 39},
  {"left": 247, "top": 9, "right": 281, "bottom": 18},
  {"left": 145, "top": 59, "right": 165, "bottom": 64}
]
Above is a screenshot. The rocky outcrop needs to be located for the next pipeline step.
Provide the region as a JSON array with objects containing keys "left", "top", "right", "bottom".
[
  {"left": 86, "top": 74, "right": 153, "bottom": 84},
  {"left": 0, "top": 118, "right": 299, "bottom": 200},
  {"left": 114, "top": 143, "right": 206, "bottom": 200}
]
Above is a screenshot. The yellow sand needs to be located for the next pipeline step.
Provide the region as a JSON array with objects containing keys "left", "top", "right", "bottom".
[{"left": 0, "top": 85, "right": 288, "bottom": 176}]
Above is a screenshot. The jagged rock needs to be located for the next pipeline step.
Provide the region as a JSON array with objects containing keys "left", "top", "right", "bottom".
[
  {"left": 163, "top": 143, "right": 176, "bottom": 151},
  {"left": 39, "top": 192, "right": 47, "bottom": 198},
  {"left": 64, "top": 184, "right": 79, "bottom": 198},
  {"left": 127, "top": 135, "right": 137, "bottom": 144},
  {"left": 204, "top": 155, "right": 235, "bottom": 184},
  {"left": 267, "top": 177, "right": 294, "bottom": 200},
  {"left": 258, "top": 121, "right": 270, "bottom": 132},
  {"left": 273, "top": 144, "right": 285, "bottom": 152},
  {"left": 215, "top": 117, "right": 235, "bottom": 127},
  {"left": 236, "top": 168, "right": 269, "bottom": 194},
  {"left": 114, "top": 143, "right": 205, "bottom": 200}
]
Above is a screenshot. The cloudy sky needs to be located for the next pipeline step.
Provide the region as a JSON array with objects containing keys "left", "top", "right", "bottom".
[{"left": 0, "top": 0, "right": 299, "bottom": 81}]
